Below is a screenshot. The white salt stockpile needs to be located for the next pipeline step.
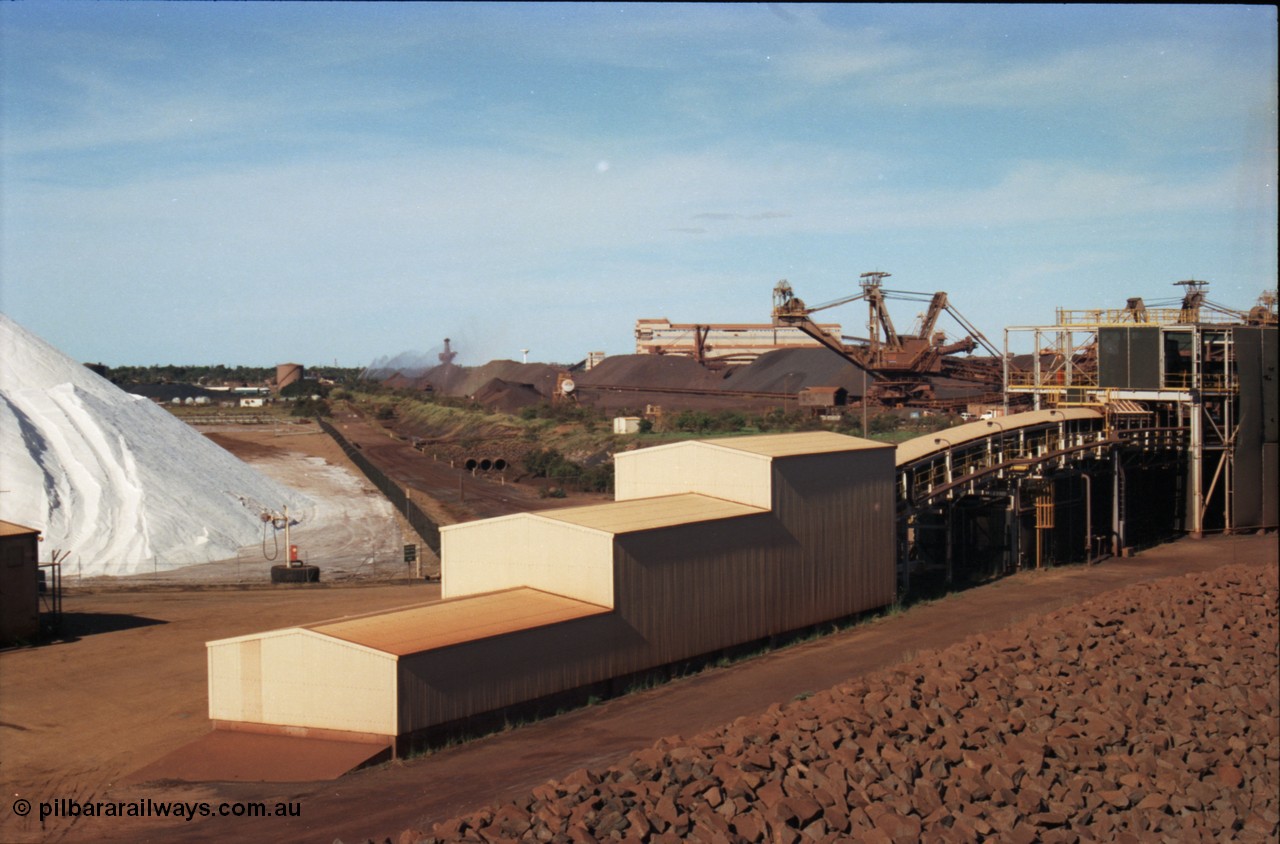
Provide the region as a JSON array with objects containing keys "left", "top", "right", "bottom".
[{"left": 0, "top": 313, "right": 311, "bottom": 576}]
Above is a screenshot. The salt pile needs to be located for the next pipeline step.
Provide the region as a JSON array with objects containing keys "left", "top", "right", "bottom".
[{"left": 0, "top": 313, "right": 311, "bottom": 576}]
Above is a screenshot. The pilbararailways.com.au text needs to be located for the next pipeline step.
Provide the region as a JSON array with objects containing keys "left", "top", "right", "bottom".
[{"left": 24, "top": 797, "right": 300, "bottom": 823}]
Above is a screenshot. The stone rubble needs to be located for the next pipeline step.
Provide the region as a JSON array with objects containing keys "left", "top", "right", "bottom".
[{"left": 385, "top": 562, "right": 1278, "bottom": 843}]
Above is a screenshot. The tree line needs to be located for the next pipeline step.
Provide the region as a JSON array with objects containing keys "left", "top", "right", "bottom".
[{"left": 84, "top": 363, "right": 365, "bottom": 386}]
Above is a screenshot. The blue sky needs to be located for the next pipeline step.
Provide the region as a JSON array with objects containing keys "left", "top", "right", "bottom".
[{"left": 1, "top": 3, "right": 1275, "bottom": 367}]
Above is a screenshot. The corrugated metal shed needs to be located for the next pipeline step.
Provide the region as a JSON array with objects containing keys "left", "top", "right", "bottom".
[
  {"left": 614, "top": 442, "right": 774, "bottom": 508},
  {"left": 440, "top": 512, "right": 616, "bottom": 607},
  {"left": 0, "top": 521, "right": 41, "bottom": 642},
  {"left": 429, "top": 431, "right": 895, "bottom": 733},
  {"left": 440, "top": 494, "right": 769, "bottom": 606},
  {"left": 210, "top": 431, "right": 897, "bottom": 744},
  {"left": 306, "top": 588, "right": 610, "bottom": 655},
  {"left": 208, "top": 588, "right": 611, "bottom": 738},
  {"left": 208, "top": 626, "right": 399, "bottom": 737}
]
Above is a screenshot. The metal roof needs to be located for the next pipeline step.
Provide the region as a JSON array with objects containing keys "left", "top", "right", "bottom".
[
  {"left": 709, "top": 431, "right": 889, "bottom": 457},
  {"left": 537, "top": 492, "right": 766, "bottom": 534},
  {"left": 305, "top": 588, "right": 609, "bottom": 657},
  {"left": 623, "top": 431, "right": 887, "bottom": 461},
  {"left": 0, "top": 520, "right": 40, "bottom": 537},
  {"left": 895, "top": 408, "right": 1104, "bottom": 466}
]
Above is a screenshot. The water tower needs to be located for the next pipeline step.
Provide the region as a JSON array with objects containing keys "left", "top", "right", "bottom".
[{"left": 276, "top": 363, "right": 304, "bottom": 391}]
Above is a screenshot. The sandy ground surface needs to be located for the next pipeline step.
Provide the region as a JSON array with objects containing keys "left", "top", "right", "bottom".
[
  {"left": 0, "top": 422, "right": 428, "bottom": 844},
  {"left": 1, "top": 518, "right": 1272, "bottom": 843},
  {"left": 58, "top": 422, "right": 417, "bottom": 588},
  {"left": 0, "top": 582, "right": 438, "bottom": 844}
]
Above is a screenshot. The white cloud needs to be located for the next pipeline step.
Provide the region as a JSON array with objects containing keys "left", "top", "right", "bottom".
[
  {"left": 774, "top": 41, "right": 915, "bottom": 86},
  {"left": 2, "top": 4, "right": 1273, "bottom": 366}
]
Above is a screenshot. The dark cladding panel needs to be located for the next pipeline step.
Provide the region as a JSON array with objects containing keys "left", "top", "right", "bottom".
[
  {"left": 1098, "top": 328, "right": 1126, "bottom": 388},
  {"left": 1235, "top": 328, "right": 1264, "bottom": 528},
  {"left": 1263, "top": 328, "right": 1278, "bottom": 444},
  {"left": 1129, "top": 327, "right": 1161, "bottom": 390},
  {"left": 1263, "top": 442, "right": 1278, "bottom": 529},
  {"left": 1236, "top": 328, "right": 1262, "bottom": 433},
  {"left": 1231, "top": 327, "right": 1277, "bottom": 530},
  {"left": 1098, "top": 327, "right": 1161, "bottom": 389},
  {"left": 1234, "top": 427, "right": 1263, "bottom": 529}
]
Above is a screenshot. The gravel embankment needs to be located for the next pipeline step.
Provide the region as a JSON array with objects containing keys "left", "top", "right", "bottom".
[{"left": 391, "top": 561, "right": 1279, "bottom": 843}]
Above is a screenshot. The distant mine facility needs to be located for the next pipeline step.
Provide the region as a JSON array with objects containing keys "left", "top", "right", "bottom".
[
  {"left": 770, "top": 272, "right": 1005, "bottom": 406},
  {"left": 206, "top": 278, "right": 1275, "bottom": 758},
  {"left": 207, "top": 432, "right": 895, "bottom": 749},
  {"left": 382, "top": 271, "right": 1012, "bottom": 414},
  {"left": 627, "top": 271, "right": 1006, "bottom": 410},
  {"left": 633, "top": 318, "right": 846, "bottom": 364}
]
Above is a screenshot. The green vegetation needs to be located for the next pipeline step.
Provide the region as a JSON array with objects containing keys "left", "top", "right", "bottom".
[
  {"left": 290, "top": 396, "right": 331, "bottom": 417},
  {"left": 135, "top": 359, "right": 967, "bottom": 489},
  {"left": 356, "top": 390, "right": 523, "bottom": 443},
  {"left": 524, "top": 447, "right": 614, "bottom": 494},
  {"left": 339, "top": 381, "right": 971, "bottom": 495},
  {"left": 87, "top": 362, "right": 364, "bottom": 387},
  {"left": 164, "top": 403, "right": 290, "bottom": 420}
]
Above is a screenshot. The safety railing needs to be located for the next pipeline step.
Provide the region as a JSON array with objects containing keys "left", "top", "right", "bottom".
[
  {"left": 1053, "top": 307, "right": 1240, "bottom": 327},
  {"left": 1009, "top": 371, "right": 1236, "bottom": 394},
  {"left": 901, "top": 422, "right": 1121, "bottom": 505}
]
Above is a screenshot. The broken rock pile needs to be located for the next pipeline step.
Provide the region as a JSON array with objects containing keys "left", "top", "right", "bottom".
[{"left": 401, "top": 562, "right": 1279, "bottom": 843}]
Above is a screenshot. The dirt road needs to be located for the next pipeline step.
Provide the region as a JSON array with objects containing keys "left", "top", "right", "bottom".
[{"left": 3, "top": 531, "right": 1269, "bottom": 844}]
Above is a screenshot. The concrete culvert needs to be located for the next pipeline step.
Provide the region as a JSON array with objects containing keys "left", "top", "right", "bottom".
[
  {"left": 493, "top": 458, "right": 507, "bottom": 472},
  {"left": 464, "top": 458, "right": 478, "bottom": 471},
  {"left": 479, "top": 458, "right": 493, "bottom": 471}
]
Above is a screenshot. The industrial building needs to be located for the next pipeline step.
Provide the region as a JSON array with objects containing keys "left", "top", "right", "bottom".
[
  {"left": 206, "top": 282, "right": 1273, "bottom": 757},
  {"left": 891, "top": 285, "right": 1276, "bottom": 590},
  {"left": 634, "top": 318, "right": 845, "bottom": 364},
  {"left": 1004, "top": 289, "right": 1278, "bottom": 536},
  {"left": 207, "top": 432, "right": 895, "bottom": 749},
  {"left": 0, "top": 521, "right": 41, "bottom": 643}
]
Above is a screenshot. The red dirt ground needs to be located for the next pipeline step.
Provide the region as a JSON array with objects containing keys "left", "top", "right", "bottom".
[{"left": 2, "top": 526, "right": 1271, "bottom": 844}]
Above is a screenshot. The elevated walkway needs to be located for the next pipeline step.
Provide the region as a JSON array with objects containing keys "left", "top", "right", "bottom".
[{"left": 893, "top": 409, "right": 1188, "bottom": 586}]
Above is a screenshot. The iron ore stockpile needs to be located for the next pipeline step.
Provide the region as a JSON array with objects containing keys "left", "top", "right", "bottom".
[{"left": 387, "top": 562, "right": 1278, "bottom": 844}]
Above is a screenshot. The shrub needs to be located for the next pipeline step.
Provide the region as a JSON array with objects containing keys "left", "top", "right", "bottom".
[
  {"left": 870, "top": 412, "right": 902, "bottom": 434},
  {"left": 524, "top": 447, "right": 567, "bottom": 478},
  {"left": 291, "top": 396, "right": 331, "bottom": 417},
  {"left": 524, "top": 448, "right": 614, "bottom": 493}
]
